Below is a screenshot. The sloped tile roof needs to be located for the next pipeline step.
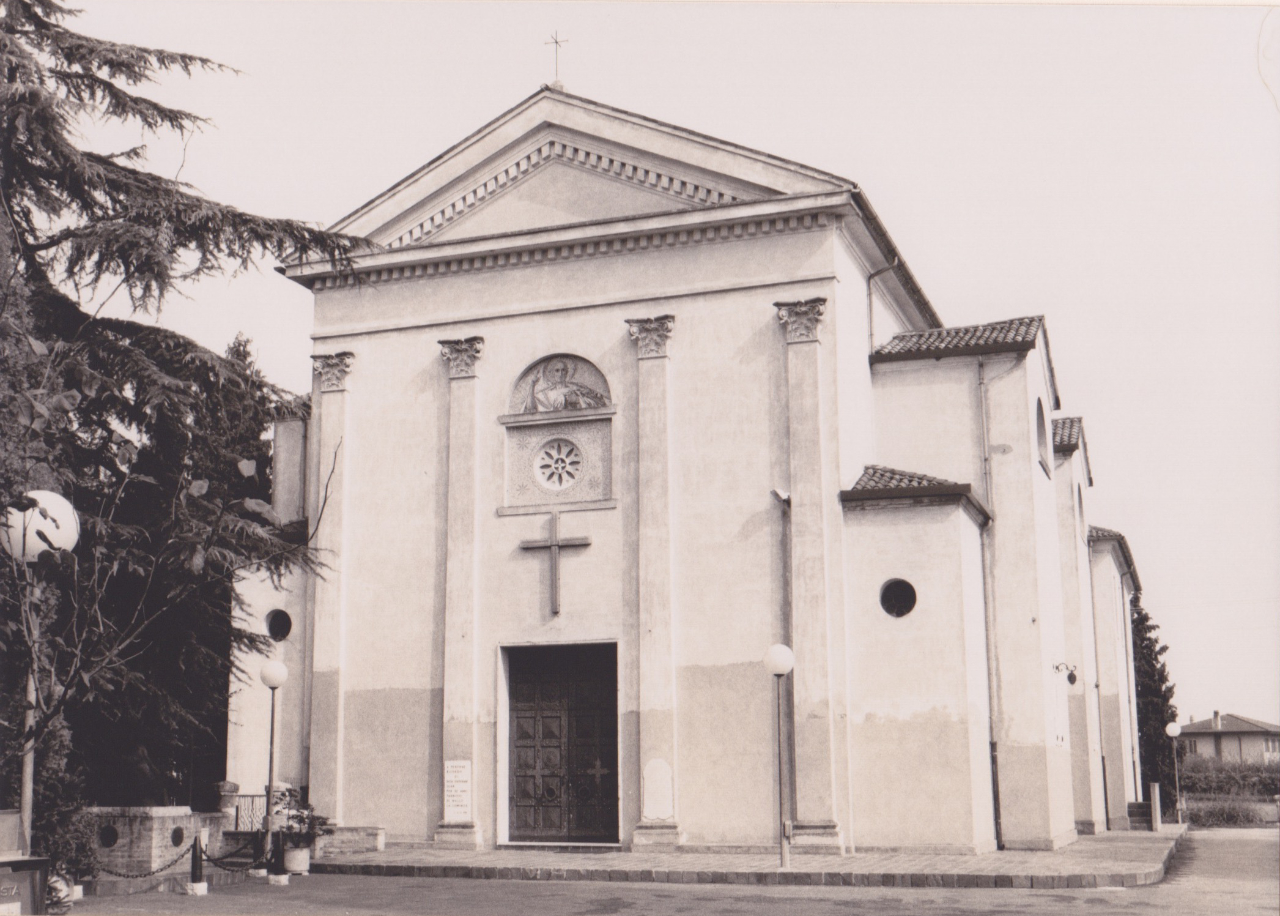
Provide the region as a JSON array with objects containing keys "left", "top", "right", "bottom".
[
  {"left": 840, "top": 465, "right": 990, "bottom": 523},
  {"left": 1052, "top": 416, "right": 1093, "bottom": 484},
  {"left": 1181, "top": 714, "right": 1280, "bottom": 735},
  {"left": 1053, "top": 417, "right": 1083, "bottom": 452},
  {"left": 849, "top": 465, "right": 962, "bottom": 490},
  {"left": 872, "top": 316, "right": 1043, "bottom": 359},
  {"left": 1088, "top": 526, "right": 1141, "bottom": 592}
]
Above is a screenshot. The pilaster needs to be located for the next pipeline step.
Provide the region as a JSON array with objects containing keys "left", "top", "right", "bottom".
[
  {"left": 775, "top": 299, "right": 843, "bottom": 852},
  {"left": 436, "top": 337, "right": 484, "bottom": 849},
  {"left": 306, "top": 351, "right": 354, "bottom": 823},
  {"left": 625, "top": 315, "right": 680, "bottom": 848}
]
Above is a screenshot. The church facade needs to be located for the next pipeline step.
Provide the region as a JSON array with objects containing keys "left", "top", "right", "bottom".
[{"left": 226, "top": 88, "right": 1144, "bottom": 854}]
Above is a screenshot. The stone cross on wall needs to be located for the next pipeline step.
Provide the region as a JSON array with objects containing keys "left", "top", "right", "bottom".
[{"left": 520, "top": 512, "right": 590, "bottom": 616}]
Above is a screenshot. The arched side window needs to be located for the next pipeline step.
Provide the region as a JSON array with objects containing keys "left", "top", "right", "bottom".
[
  {"left": 1076, "top": 484, "right": 1086, "bottom": 539},
  {"left": 1036, "top": 399, "right": 1051, "bottom": 478},
  {"left": 500, "top": 354, "right": 615, "bottom": 510}
]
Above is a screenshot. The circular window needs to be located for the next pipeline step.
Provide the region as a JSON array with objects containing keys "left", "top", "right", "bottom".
[
  {"left": 171, "top": 827, "right": 185, "bottom": 847},
  {"left": 880, "top": 579, "right": 917, "bottom": 618},
  {"left": 534, "top": 439, "right": 583, "bottom": 491},
  {"left": 98, "top": 825, "right": 119, "bottom": 848},
  {"left": 265, "top": 609, "right": 292, "bottom": 642}
]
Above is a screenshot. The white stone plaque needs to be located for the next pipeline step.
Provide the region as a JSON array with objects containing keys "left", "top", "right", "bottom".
[{"left": 443, "top": 760, "right": 472, "bottom": 823}]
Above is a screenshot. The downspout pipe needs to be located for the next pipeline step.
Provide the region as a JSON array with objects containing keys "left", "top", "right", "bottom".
[
  {"left": 975, "top": 352, "right": 1023, "bottom": 849},
  {"left": 977, "top": 355, "right": 1003, "bottom": 849},
  {"left": 865, "top": 259, "right": 900, "bottom": 354}
]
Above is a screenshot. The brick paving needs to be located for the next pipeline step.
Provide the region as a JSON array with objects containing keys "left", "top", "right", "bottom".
[{"left": 312, "top": 825, "right": 1186, "bottom": 889}]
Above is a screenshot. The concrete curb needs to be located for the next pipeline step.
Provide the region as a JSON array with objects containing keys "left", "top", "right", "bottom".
[
  {"left": 312, "top": 828, "right": 1188, "bottom": 891},
  {"left": 310, "top": 860, "right": 1163, "bottom": 888}
]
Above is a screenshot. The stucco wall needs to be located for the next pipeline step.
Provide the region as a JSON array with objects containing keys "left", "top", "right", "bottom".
[
  {"left": 227, "top": 569, "right": 310, "bottom": 795},
  {"left": 842, "top": 501, "right": 996, "bottom": 853},
  {"left": 1090, "top": 542, "right": 1140, "bottom": 826},
  {"left": 1055, "top": 448, "right": 1107, "bottom": 833},
  {"left": 869, "top": 342, "right": 1075, "bottom": 849},
  {"left": 301, "top": 223, "right": 853, "bottom": 843}
]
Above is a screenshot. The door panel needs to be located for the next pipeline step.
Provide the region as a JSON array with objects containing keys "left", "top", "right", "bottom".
[{"left": 508, "top": 644, "right": 618, "bottom": 842}]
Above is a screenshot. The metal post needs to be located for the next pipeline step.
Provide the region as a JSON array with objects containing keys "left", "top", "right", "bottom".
[
  {"left": 19, "top": 671, "right": 35, "bottom": 856},
  {"left": 1170, "top": 737, "right": 1183, "bottom": 824},
  {"left": 775, "top": 673, "right": 790, "bottom": 870},
  {"left": 191, "top": 834, "right": 203, "bottom": 884},
  {"left": 265, "top": 685, "right": 278, "bottom": 872}
]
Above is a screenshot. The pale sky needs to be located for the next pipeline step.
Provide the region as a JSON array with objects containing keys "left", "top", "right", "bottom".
[{"left": 75, "top": 1, "right": 1280, "bottom": 724}]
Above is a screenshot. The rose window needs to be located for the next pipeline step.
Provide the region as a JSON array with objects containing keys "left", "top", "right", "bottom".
[{"left": 535, "top": 439, "right": 583, "bottom": 491}]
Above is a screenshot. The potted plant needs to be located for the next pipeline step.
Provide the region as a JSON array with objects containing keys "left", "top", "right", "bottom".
[{"left": 275, "top": 788, "right": 334, "bottom": 875}]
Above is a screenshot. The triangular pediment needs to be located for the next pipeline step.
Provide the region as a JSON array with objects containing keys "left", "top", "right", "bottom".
[
  {"left": 333, "top": 88, "right": 855, "bottom": 249},
  {"left": 403, "top": 144, "right": 718, "bottom": 247}
]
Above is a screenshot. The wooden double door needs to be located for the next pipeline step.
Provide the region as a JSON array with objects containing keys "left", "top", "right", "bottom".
[{"left": 508, "top": 643, "right": 618, "bottom": 843}]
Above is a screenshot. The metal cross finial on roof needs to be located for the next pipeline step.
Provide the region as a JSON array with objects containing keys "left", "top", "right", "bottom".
[{"left": 545, "top": 31, "right": 568, "bottom": 87}]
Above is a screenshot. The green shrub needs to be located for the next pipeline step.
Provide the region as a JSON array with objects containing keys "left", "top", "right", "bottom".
[
  {"left": 30, "top": 722, "right": 99, "bottom": 880},
  {"left": 1180, "top": 757, "right": 1280, "bottom": 798},
  {"left": 1188, "top": 799, "right": 1267, "bottom": 827}
]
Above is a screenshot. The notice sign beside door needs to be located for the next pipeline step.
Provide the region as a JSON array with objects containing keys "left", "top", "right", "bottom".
[{"left": 444, "top": 760, "right": 472, "bottom": 823}]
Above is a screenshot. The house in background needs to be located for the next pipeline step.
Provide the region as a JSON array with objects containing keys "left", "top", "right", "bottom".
[{"left": 1179, "top": 713, "right": 1280, "bottom": 764}]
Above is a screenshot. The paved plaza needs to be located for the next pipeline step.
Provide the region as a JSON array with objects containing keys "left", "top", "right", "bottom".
[{"left": 72, "top": 827, "right": 1278, "bottom": 916}]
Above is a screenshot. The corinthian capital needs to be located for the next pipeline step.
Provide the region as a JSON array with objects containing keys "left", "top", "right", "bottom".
[
  {"left": 775, "top": 298, "right": 826, "bottom": 343},
  {"left": 439, "top": 336, "right": 484, "bottom": 378},
  {"left": 312, "top": 352, "right": 355, "bottom": 392},
  {"left": 625, "top": 315, "right": 675, "bottom": 359}
]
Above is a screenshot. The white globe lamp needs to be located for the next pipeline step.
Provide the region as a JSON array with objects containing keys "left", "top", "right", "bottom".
[
  {"left": 2, "top": 490, "right": 80, "bottom": 562},
  {"left": 260, "top": 660, "right": 289, "bottom": 690},
  {"left": 1165, "top": 722, "right": 1181, "bottom": 738},
  {"left": 764, "top": 643, "right": 795, "bottom": 677}
]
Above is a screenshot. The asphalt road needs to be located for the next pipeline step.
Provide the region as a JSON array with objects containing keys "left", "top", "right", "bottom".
[{"left": 75, "top": 827, "right": 1279, "bottom": 916}]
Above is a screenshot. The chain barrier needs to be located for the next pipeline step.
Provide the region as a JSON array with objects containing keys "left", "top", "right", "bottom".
[
  {"left": 92, "top": 833, "right": 272, "bottom": 882},
  {"left": 92, "top": 841, "right": 195, "bottom": 880},
  {"left": 203, "top": 835, "right": 259, "bottom": 864},
  {"left": 202, "top": 854, "right": 266, "bottom": 874},
  {"left": 202, "top": 835, "right": 267, "bottom": 874}
]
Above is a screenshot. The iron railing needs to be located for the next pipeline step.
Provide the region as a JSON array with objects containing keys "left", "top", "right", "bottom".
[{"left": 234, "top": 794, "right": 266, "bottom": 831}]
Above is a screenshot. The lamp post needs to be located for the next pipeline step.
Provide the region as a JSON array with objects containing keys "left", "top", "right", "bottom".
[
  {"left": 2, "top": 491, "right": 80, "bottom": 856},
  {"left": 763, "top": 643, "right": 795, "bottom": 869},
  {"left": 1165, "top": 721, "right": 1183, "bottom": 824},
  {"left": 259, "top": 660, "right": 288, "bottom": 875}
]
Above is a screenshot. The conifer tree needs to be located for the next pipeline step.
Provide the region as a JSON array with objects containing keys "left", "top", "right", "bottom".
[
  {"left": 1132, "top": 594, "right": 1179, "bottom": 814},
  {"left": 0, "top": 0, "right": 354, "bottom": 828}
]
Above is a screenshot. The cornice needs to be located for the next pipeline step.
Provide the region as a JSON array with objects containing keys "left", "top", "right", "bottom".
[
  {"left": 840, "top": 482, "right": 992, "bottom": 527},
  {"left": 311, "top": 272, "right": 834, "bottom": 343},
  {"left": 295, "top": 197, "right": 843, "bottom": 292},
  {"left": 383, "top": 133, "right": 759, "bottom": 251}
]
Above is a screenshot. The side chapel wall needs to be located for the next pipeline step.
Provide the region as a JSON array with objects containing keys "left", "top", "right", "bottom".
[
  {"left": 1055, "top": 446, "right": 1108, "bottom": 833},
  {"left": 869, "top": 344, "right": 1076, "bottom": 849}
]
